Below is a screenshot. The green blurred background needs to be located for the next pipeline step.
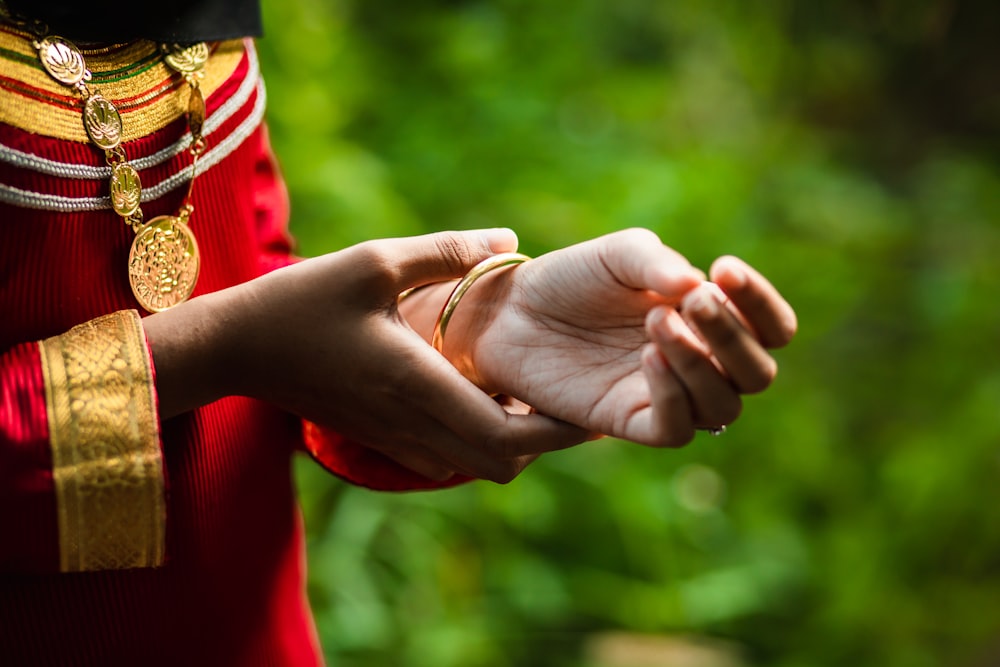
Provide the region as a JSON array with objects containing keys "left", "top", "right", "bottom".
[{"left": 255, "top": 1, "right": 1000, "bottom": 665}]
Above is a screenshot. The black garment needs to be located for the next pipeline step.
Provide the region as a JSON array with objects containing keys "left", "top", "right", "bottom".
[{"left": 4, "top": 0, "right": 263, "bottom": 42}]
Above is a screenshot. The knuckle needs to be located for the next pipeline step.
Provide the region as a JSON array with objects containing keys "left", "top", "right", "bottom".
[
  {"left": 710, "top": 323, "right": 742, "bottom": 350},
  {"left": 615, "top": 227, "right": 660, "bottom": 248},
  {"left": 476, "top": 432, "right": 518, "bottom": 484},
  {"left": 434, "top": 233, "right": 478, "bottom": 276},
  {"left": 674, "top": 351, "right": 706, "bottom": 376},
  {"left": 485, "top": 460, "right": 521, "bottom": 485},
  {"left": 352, "top": 242, "right": 403, "bottom": 292}
]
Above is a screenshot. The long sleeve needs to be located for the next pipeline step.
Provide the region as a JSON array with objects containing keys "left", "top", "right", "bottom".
[
  {"left": 0, "top": 341, "right": 58, "bottom": 572},
  {"left": 0, "top": 311, "right": 165, "bottom": 573},
  {"left": 248, "top": 125, "right": 471, "bottom": 493},
  {"left": 303, "top": 421, "right": 470, "bottom": 492}
]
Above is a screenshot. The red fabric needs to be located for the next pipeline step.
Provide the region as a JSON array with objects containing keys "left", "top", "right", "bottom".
[
  {"left": 0, "top": 43, "right": 458, "bottom": 665},
  {"left": 304, "top": 421, "right": 470, "bottom": 492},
  {"left": 0, "top": 342, "right": 58, "bottom": 572}
]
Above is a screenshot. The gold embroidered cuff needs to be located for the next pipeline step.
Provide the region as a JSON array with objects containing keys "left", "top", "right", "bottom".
[{"left": 38, "top": 310, "right": 165, "bottom": 572}]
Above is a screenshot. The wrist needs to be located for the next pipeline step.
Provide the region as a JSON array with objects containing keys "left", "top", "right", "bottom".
[
  {"left": 142, "top": 287, "right": 244, "bottom": 418},
  {"left": 434, "top": 260, "right": 522, "bottom": 392}
]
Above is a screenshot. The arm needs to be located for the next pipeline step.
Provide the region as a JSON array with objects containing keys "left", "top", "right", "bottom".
[
  {"left": 143, "top": 228, "right": 590, "bottom": 484},
  {"left": 0, "top": 229, "right": 588, "bottom": 573}
]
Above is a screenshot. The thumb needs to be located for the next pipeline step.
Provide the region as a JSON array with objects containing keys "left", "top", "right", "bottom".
[{"left": 384, "top": 228, "right": 520, "bottom": 291}]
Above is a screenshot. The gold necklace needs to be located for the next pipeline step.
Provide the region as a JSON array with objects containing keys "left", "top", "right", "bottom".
[{"left": 1, "top": 6, "right": 208, "bottom": 312}]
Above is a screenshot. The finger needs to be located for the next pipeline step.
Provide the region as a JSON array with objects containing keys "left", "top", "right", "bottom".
[
  {"left": 384, "top": 228, "right": 520, "bottom": 291},
  {"left": 681, "top": 285, "right": 778, "bottom": 394},
  {"left": 710, "top": 256, "right": 797, "bottom": 348},
  {"left": 633, "top": 341, "right": 696, "bottom": 447},
  {"left": 647, "top": 308, "right": 742, "bottom": 428},
  {"left": 382, "top": 448, "right": 457, "bottom": 482},
  {"left": 393, "top": 339, "right": 589, "bottom": 482},
  {"left": 418, "top": 413, "right": 583, "bottom": 485},
  {"left": 348, "top": 397, "right": 532, "bottom": 483},
  {"left": 594, "top": 228, "right": 704, "bottom": 299}
]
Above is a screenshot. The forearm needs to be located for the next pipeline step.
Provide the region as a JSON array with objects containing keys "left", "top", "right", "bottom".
[{"left": 142, "top": 288, "right": 244, "bottom": 420}]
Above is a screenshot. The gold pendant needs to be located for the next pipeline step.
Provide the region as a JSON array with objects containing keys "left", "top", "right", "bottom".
[
  {"left": 83, "top": 93, "right": 123, "bottom": 149},
  {"left": 110, "top": 163, "right": 141, "bottom": 217},
  {"left": 187, "top": 85, "right": 206, "bottom": 137},
  {"left": 36, "top": 37, "right": 90, "bottom": 86},
  {"left": 162, "top": 42, "right": 209, "bottom": 74},
  {"left": 128, "top": 216, "right": 201, "bottom": 312}
]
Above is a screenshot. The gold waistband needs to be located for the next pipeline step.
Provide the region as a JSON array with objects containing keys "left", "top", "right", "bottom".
[{"left": 0, "top": 26, "right": 246, "bottom": 143}]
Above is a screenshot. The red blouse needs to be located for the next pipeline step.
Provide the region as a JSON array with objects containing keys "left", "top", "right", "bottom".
[{"left": 0, "top": 36, "right": 453, "bottom": 665}]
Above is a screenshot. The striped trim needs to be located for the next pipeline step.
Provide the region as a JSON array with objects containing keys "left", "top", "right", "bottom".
[
  {"left": 0, "top": 27, "right": 246, "bottom": 142},
  {"left": 0, "top": 79, "right": 265, "bottom": 211},
  {"left": 0, "top": 42, "right": 261, "bottom": 178},
  {"left": 0, "top": 40, "right": 265, "bottom": 211}
]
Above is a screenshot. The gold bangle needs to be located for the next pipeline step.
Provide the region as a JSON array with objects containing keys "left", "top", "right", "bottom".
[
  {"left": 396, "top": 283, "right": 432, "bottom": 304},
  {"left": 432, "top": 252, "right": 530, "bottom": 353}
]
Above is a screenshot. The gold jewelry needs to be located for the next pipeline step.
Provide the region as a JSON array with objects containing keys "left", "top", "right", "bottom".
[
  {"left": 3, "top": 6, "right": 209, "bottom": 313},
  {"left": 431, "top": 252, "right": 530, "bottom": 353},
  {"left": 396, "top": 284, "right": 428, "bottom": 303}
]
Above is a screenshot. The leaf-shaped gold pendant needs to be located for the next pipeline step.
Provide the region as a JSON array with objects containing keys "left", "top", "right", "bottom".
[
  {"left": 83, "top": 94, "right": 123, "bottom": 150},
  {"left": 187, "top": 85, "right": 205, "bottom": 137},
  {"left": 38, "top": 37, "right": 89, "bottom": 86},
  {"left": 163, "top": 42, "right": 209, "bottom": 74},
  {"left": 110, "top": 163, "right": 141, "bottom": 218}
]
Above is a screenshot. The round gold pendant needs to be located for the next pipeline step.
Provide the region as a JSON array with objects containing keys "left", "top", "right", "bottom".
[{"left": 128, "top": 216, "right": 201, "bottom": 312}]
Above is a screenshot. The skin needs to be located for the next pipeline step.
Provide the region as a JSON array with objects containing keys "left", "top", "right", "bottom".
[{"left": 143, "top": 227, "right": 796, "bottom": 483}]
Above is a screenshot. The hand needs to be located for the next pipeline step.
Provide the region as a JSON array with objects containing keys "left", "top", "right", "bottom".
[
  {"left": 441, "top": 228, "right": 797, "bottom": 447},
  {"left": 144, "top": 229, "right": 589, "bottom": 483}
]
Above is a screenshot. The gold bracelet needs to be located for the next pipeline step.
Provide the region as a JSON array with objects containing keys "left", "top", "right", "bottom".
[
  {"left": 432, "top": 252, "right": 530, "bottom": 353},
  {"left": 396, "top": 283, "right": 434, "bottom": 304}
]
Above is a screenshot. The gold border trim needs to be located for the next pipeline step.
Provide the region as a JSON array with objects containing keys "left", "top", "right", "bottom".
[{"left": 38, "top": 310, "right": 165, "bottom": 571}]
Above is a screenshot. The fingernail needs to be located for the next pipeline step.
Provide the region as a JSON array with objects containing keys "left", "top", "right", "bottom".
[
  {"left": 684, "top": 289, "right": 719, "bottom": 317},
  {"left": 725, "top": 265, "right": 747, "bottom": 289},
  {"left": 667, "top": 266, "right": 703, "bottom": 286},
  {"left": 643, "top": 345, "right": 667, "bottom": 373},
  {"left": 480, "top": 228, "right": 518, "bottom": 253},
  {"left": 703, "top": 281, "right": 729, "bottom": 303},
  {"left": 646, "top": 307, "right": 671, "bottom": 337}
]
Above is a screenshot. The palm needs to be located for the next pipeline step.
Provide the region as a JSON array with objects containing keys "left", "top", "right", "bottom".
[{"left": 471, "top": 233, "right": 694, "bottom": 439}]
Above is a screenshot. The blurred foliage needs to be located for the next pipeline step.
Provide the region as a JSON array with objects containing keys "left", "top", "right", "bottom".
[{"left": 256, "top": 0, "right": 1000, "bottom": 665}]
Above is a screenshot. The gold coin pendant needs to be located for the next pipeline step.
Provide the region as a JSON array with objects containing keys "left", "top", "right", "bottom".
[
  {"left": 110, "top": 163, "right": 142, "bottom": 217},
  {"left": 128, "top": 216, "right": 201, "bottom": 313},
  {"left": 163, "top": 42, "right": 209, "bottom": 74},
  {"left": 38, "top": 37, "right": 88, "bottom": 86},
  {"left": 84, "top": 94, "right": 123, "bottom": 150}
]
